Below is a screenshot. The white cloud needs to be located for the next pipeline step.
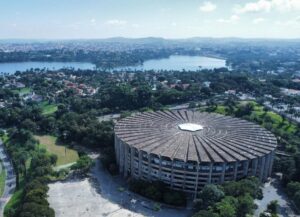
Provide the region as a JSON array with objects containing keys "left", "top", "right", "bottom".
[
  {"left": 171, "top": 22, "right": 177, "bottom": 27},
  {"left": 234, "top": 0, "right": 271, "bottom": 13},
  {"left": 253, "top": 17, "right": 266, "bottom": 24},
  {"left": 90, "top": 18, "right": 96, "bottom": 26},
  {"left": 272, "top": 0, "right": 300, "bottom": 11},
  {"left": 217, "top": 15, "right": 240, "bottom": 23},
  {"left": 235, "top": 0, "right": 300, "bottom": 13},
  {"left": 131, "top": 23, "right": 140, "bottom": 28},
  {"left": 199, "top": 2, "right": 217, "bottom": 12},
  {"left": 106, "top": 19, "right": 127, "bottom": 26},
  {"left": 275, "top": 16, "right": 300, "bottom": 26}
]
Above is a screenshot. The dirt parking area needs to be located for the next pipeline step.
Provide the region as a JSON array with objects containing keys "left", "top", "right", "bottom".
[
  {"left": 48, "top": 159, "right": 191, "bottom": 217},
  {"left": 48, "top": 179, "right": 144, "bottom": 217}
]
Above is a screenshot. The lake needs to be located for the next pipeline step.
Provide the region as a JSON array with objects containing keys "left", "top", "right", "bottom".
[
  {"left": 0, "top": 56, "right": 226, "bottom": 74},
  {"left": 114, "top": 55, "right": 227, "bottom": 71},
  {"left": 0, "top": 62, "right": 96, "bottom": 74}
]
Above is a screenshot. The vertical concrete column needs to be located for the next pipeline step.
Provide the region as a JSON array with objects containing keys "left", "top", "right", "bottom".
[
  {"left": 183, "top": 163, "right": 187, "bottom": 191},
  {"left": 233, "top": 161, "right": 238, "bottom": 180},
  {"left": 114, "top": 135, "right": 119, "bottom": 165},
  {"left": 147, "top": 153, "right": 151, "bottom": 180},
  {"left": 119, "top": 141, "right": 125, "bottom": 174},
  {"left": 268, "top": 151, "right": 275, "bottom": 176},
  {"left": 124, "top": 144, "right": 129, "bottom": 177},
  {"left": 171, "top": 160, "right": 174, "bottom": 188},
  {"left": 264, "top": 153, "right": 271, "bottom": 180},
  {"left": 208, "top": 163, "right": 213, "bottom": 184},
  {"left": 138, "top": 151, "right": 142, "bottom": 178},
  {"left": 130, "top": 147, "right": 135, "bottom": 176},
  {"left": 158, "top": 156, "right": 162, "bottom": 180},
  {"left": 259, "top": 157, "right": 266, "bottom": 181},
  {"left": 194, "top": 163, "right": 200, "bottom": 199},
  {"left": 221, "top": 163, "right": 226, "bottom": 183},
  {"left": 243, "top": 160, "right": 249, "bottom": 177},
  {"left": 253, "top": 158, "right": 258, "bottom": 176}
]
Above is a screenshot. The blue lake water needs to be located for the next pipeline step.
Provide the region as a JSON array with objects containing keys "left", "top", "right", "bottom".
[
  {"left": 0, "top": 62, "right": 96, "bottom": 74},
  {"left": 114, "top": 55, "right": 227, "bottom": 71},
  {"left": 0, "top": 56, "right": 226, "bottom": 74}
]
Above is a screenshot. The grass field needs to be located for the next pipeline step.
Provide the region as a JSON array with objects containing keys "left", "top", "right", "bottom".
[
  {"left": 213, "top": 101, "right": 297, "bottom": 134},
  {"left": 34, "top": 135, "right": 79, "bottom": 166},
  {"left": 251, "top": 104, "right": 297, "bottom": 133},
  {"left": 0, "top": 162, "right": 6, "bottom": 196},
  {"left": 11, "top": 87, "right": 31, "bottom": 95},
  {"left": 39, "top": 102, "right": 58, "bottom": 115},
  {"left": 214, "top": 105, "right": 226, "bottom": 115},
  {"left": 4, "top": 189, "right": 23, "bottom": 216}
]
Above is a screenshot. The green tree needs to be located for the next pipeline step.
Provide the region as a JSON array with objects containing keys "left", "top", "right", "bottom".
[
  {"left": 71, "top": 155, "right": 94, "bottom": 173},
  {"left": 197, "top": 184, "right": 225, "bottom": 209},
  {"left": 193, "top": 210, "right": 219, "bottom": 217},
  {"left": 293, "top": 191, "right": 300, "bottom": 207},
  {"left": 215, "top": 196, "right": 238, "bottom": 217},
  {"left": 287, "top": 182, "right": 300, "bottom": 196},
  {"left": 18, "top": 203, "right": 55, "bottom": 217},
  {"left": 237, "top": 193, "right": 255, "bottom": 217},
  {"left": 267, "top": 200, "right": 278, "bottom": 214}
]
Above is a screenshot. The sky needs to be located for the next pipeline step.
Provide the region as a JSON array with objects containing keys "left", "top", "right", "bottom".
[{"left": 0, "top": 0, "right": 300, "bottom": 39}]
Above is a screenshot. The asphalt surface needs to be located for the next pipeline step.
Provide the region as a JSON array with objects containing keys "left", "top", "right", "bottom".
[{"left": 0, "top": 139, "right": 16, "bottom": 217}]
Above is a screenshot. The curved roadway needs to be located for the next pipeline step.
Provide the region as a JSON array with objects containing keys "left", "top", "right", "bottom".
[{"left": 0, "top": 139, "right": 16, "bottom": 217}]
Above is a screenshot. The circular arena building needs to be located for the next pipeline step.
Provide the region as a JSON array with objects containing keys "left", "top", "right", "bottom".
[{"left": 114, "top": 110, "right": 277, "bottom": 194}]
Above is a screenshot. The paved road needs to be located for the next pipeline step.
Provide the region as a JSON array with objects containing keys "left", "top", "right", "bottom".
[
  {"left": 255, "top": 178, "right": 298, "bottom": 217},
  {"left": 0, "top": 139, "right": 16, "bottom": 217}
]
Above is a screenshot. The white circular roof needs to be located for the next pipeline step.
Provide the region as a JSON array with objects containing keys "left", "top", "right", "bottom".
[{"left": 178, "top": 123, "right": 203, "bottom": 132}]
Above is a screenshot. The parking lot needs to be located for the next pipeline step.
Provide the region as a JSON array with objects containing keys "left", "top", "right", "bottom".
[{"left": 48, "top": 158, "right": 191, "bottom": 217}]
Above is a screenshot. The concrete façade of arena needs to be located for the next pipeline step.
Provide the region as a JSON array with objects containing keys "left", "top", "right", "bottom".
[{"left": 114, "top": 110, "right": 277, "bottom": 195}]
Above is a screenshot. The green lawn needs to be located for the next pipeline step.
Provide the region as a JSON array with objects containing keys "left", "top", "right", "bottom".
[
  {"left": 0, "top": 134, "right": 9, "bottom": 143},
  {"left": 213, "top": 101, "right": 297, "bottom": 134},
  {"left": 39, "top": 102, "right": 58, "bottom": 115},
  {"left": 4, "top": 189, "right": 23, "bottom": 217},
  {"left": 11, "top": 87, "right": 31, "bottom": 95},
  {"left": 0, "top": 162, "right": 6, "bottom": 196},
  {"left": 251, "top": 107, "right": 297, "bottom": 133},
  {"left": 214, "top": 106, "right": 227, "bottom": 115},
  {"left": 34, "top": 135, "right": 79, "bottom": 166}
]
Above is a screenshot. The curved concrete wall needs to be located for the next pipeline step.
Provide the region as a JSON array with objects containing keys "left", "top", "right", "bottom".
[{"left": 115, "top": 135, "right": 275, "bottom": 194}]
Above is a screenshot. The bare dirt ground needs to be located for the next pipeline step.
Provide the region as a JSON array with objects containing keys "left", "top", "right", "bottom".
[
  {"left": 48, "top": 178, "right": 144, "bottom": 217},
  {"left": 254, "top": 178, "right": 299, "bottom": 217},
  {"left": 48, "top": 159, "right": 191, "bottom": 217}
]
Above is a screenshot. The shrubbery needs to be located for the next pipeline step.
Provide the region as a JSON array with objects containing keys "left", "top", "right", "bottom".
[
  {"left": 3, "top": 129, "right": 59, "bottom": 217},
  {"left": 128, "top": 179, "right": 186, "bottom": 206},
  {"left": 71, "top": 154, "right": 94, "bottom": 174},
  {"left": 286, "top": 182, "right": 300, "bottom": 208},
  {"left": 100, "top": 146, "right": 118, "bottom": 175},
  {"left": 193, "top": 177, "right": 261, "bottom": 217}
]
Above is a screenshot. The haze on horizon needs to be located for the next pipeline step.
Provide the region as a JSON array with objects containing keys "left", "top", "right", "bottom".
[{"left": 0, "top": 0, "right": 300, "bottom": 39}]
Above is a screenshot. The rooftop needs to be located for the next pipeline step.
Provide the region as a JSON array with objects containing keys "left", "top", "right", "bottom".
[{"left": 115, "top": 110, "right": 277, "bottom": 163}]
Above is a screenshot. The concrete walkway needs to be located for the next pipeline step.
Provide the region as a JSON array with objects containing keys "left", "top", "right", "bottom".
[
  {"left": 254, "top": 178, "right": 299, "bottom": 217},
  {"left": 0, "top": 139, "right": 16, "bottom": 217},
  {"left": 53, "top": 162, "right": 76, "bottom": 171}
]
